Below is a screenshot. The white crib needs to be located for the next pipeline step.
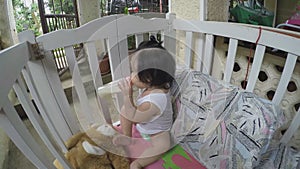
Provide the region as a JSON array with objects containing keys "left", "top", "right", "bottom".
[{"left": 0, "top": 14, "right": 300, "bottom": 168}]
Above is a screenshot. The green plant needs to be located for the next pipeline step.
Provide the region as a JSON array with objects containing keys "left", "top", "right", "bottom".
[
  {"left": 100, "top": 0, "right": 107, "bottom": 16},
  {"left": 294, "top": 0, "right": 300, "bottom": 10},
  {"left": 46, "top": 0, "right": 75, "bottom": 14},
  {"left": 13, "top": 0, "right": 41, "bottom": 36}
]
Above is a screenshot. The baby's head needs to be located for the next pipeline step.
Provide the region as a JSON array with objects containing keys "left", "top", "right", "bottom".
[
  {"left": 136, "top": 35, "right": 164, "bottom": 50},
  {"left": 130, "top": 36, "right": 176, "bottom": 90}
]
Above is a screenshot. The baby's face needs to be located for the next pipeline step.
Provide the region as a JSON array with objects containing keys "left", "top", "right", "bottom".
[{"left": 130, "top": 55, "right": 148, "bottom": 89}]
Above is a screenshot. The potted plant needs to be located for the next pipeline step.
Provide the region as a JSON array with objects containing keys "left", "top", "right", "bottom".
[{"left": 99, "top": 52, "right": 110, "bottom": 75}]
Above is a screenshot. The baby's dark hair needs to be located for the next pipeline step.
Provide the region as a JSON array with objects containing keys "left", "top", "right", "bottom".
[
  {"left": 132, "top": 36, "right": 175, "bottom": 89},
  {"left": 136, "top": 35, "right": 165, "bottom": 51}
]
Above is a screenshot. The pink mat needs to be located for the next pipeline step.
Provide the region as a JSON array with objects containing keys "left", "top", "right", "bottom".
[{"left": 114, "top": 125, "right": 206, "bottom": 169}]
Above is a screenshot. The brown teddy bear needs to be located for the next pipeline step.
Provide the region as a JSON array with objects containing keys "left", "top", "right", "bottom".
[{"left": 54, "top": 124, "right": 130, "bottom": 169}]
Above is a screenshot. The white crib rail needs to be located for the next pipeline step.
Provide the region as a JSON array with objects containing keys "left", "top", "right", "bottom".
[
  {"left": 0, "top": 14, "right": 300, "bottom": 168},
  {"left": 173, "top": 19, "right": 300, "bottom": 104},
  {"left": 173, "top": 19, "right": 300, "bottom": 146},
  {"left": 0, "top": 42, "right": 72, "bottom": 169}
]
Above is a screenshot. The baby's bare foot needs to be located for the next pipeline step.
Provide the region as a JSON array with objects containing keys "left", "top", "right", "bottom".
[{"left": 112, "top": 135, "right": 132, "bottom": 146}]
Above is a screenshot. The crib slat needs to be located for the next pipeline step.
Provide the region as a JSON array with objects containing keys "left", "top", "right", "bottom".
[
  {"left": 119, "top": 35, "right": 131, "bottom": 77},
  {"left": 185, "top": 31, "right": 193, "bottom": 68},
  {"left": 85, "top": 42, "right": 103, "bottom": 87},
  {"left": 202, "top": 34, "right": 214, "bottom": 75},
  {"left": 164, "top": 13, "right": 176, "bottom": 57},
  {"left": 0, "top": 42, "right": 29, "bottom": 108},
  {"left": 272, "top": 53, "right": 298, "bottom": 106},
  {"left": 173, "top": 19, "right": 300, "bottom": 55},
  {"left": 64, "top": 46, "right": 99, "bottom": 129},
  {"left": 0, "top": 98, "right": 55, "bottom": 169},
  {"left": 246, "top": 44, "right": 266, "bottom": 92},
  {"left": 107, "top": 36, "right": 130, "bottom": 80},
  {"left": 195, "top": 33, "right": 205, "bottom": 71},
  {"left": 25, "top": 60, "right": 73, "bottom": 142},
  {"left": 85, "top": 42, "right": 113, "bottom": 124},
  {"left": 280, "top": 108, "right": 300, "bottom": 144},
  {"left": 224, "top": 38, "right": 238, "bottom": 83},
  {"left": 22, "top": 68, "right": 67, "bottom": 151},
  {"left": 13, "top": 78, "right": 72, "bottom": 169},
  {"left": 135, "top": 33, "right": 144, "bottom": 49},
  {"left": 114, "top": 35, "right": 131, "bottom": 111},
  {"left": 41, "top": 53, "right": 80, "bottom": 134},
  {"left": 107, "top": 37, "right": 122, "bottom": 80}
]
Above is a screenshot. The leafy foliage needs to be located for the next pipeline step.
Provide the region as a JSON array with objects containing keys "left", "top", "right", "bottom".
[
  {"left": 46, "top": 0, "right": 75, "bottom": 14},
  {"left": 12, "top": 0, "right": 42, "bottom": 36}
]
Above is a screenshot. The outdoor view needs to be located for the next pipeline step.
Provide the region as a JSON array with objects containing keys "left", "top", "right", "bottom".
[
  {"left": 12, "top": 0, "right": 169, "bottom": 36},
  {"left": 1, "top": 0, "right": 300, "bottom": 169}
]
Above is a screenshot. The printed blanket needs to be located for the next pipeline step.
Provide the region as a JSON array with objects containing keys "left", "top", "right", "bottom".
[{"left": 170, "top": 70, "right": 292, "bottom": 169}]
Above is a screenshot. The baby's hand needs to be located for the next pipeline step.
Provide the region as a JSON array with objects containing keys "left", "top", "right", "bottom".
[{"left": 118, "top": 77, "right": 133, "bottom": 98}]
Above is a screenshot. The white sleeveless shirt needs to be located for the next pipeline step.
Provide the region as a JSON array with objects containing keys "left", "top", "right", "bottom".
[{"left": 135, "top": 91, "right": 173, "bottom": 135}]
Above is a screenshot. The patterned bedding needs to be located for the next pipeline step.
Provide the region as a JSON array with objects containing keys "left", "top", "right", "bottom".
[{"left": 170, "top": 70, "right": 300, "bottom": 169}]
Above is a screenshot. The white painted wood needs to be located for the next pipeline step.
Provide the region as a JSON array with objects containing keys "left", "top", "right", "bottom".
[
  {"left": 280, "top": 108, "right": 300, "bottom": 144},
  {"left": 115, "top": 15, "right": 168, "bottom": 37},
  {"left": 118, "top": 35, "right": 131, "bottom": 78},
  {"left": 135, "top": 33, "right": 144, "bottom": 48},
  {"left": 36, "top": 15, "right": 119, "bottom": 50},
  {"left": 85, "top": 42, "right": 113, "bottom": 124},
  {"left": 173, "top": 19, "right": 300, "bottom": 56},
  {"left": 168, "top": 1, "right": 171, "bottom": 13},
  {"left": 223, "top": 38, "right": 238, "bottom": 83},
  {"left": 111, "top": 35, "right": 131, "bottom": 112},
  {"left": 202, "top": 34, "right": 214, "bottom": 75},
  {"left": 41, "top": 52, "right": 80, "bottom": 134},
  {"left": 272, "top": 53, "right": 298, "bottom": 106},
  {"left": 195, "top": 33, "right": 205, "bottom": 71},
  {"left": 85, "top": 42, "right": 103, "bottom": 88},
  {"left": 246, "top": 44, "right": 266, "bottom": 92},
  {"left": 13, "top": 77, "right": 72, "bottom": 169},
  {"left": 64, "top": 46, "right": 99, "bottom": 129},
  {"left": 18, "top": 30, "right": 36, "bottom": 44},
  {"left": 0, "top": 98, "right": 55, "bottom": 169},
  {"left": 185, "top": 32, "right": 193, "bottom": 68},
  {"left": 0, "top": 42, "right": 30, "bottom": 108},
  {"left": 0, "top": 41, "right": 57, "bottom": 169},
  {"left": 164, "top": 13, "right": 176, "bottom": 59},
  {"left": 26, "top": 60, "right": 74, "bottom": 140},
  {"left": 22, "top": 68, "right": 67, "bottom": 152},
  {"left": 107, "top": 37, "right": 122, "bottom": 81},
  {"left": 199, "top": 0, "right": 207, "bottom": 21},
  {"left": 2, "top": 15, "right": 300, "bottom": 169}
]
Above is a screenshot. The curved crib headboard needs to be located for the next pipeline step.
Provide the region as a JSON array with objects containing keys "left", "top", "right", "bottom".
[{"left": 0, "top": 14, "right": 299, "bottom": 168}]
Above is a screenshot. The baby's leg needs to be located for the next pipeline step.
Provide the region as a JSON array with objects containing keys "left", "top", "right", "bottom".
[
  {"left": 112, "top": 134, "right": 132, "bottom": 146},
  {"left": 131, "top": 131, "right": 171, "bottom": 168},
  {"left": 113, "top": 106, "right": 134, "bottom": 146},
  {"left": 130, "top": 155, "right": 161, "bottom": 169},
  {"left": 120, "top": 106, "right": 133, "bottom": 137}
]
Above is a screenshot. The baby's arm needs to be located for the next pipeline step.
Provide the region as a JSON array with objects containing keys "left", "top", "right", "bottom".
[
  {"left": 122, "top": 101, "right": 160, "bottom": 123},
  {"left": 118, "top": 77, "right": 161, "bottom": 123}
]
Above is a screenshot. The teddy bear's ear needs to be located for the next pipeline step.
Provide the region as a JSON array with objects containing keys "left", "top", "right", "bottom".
[
  {"left": 96, "top": 124, "right": 116, "bottom": 136},
  {"left": 65, "top": 132, "right": 86, "bottom": 149},
  {"left": 82, "top": 141, "right": 106, "bottom": 156}
]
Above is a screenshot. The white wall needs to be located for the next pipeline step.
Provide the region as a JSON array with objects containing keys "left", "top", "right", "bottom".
[{"left": 170, "top": 0, "right": 229, "bottom": 21}]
